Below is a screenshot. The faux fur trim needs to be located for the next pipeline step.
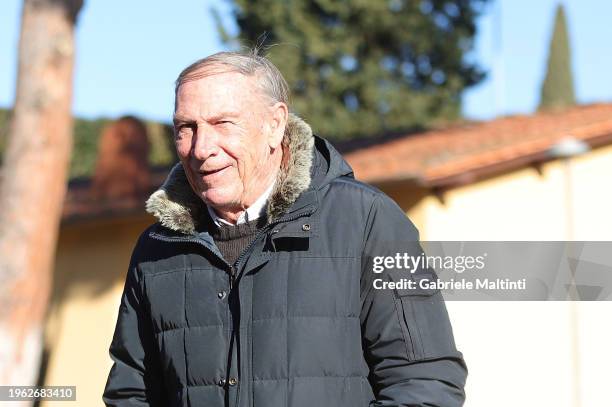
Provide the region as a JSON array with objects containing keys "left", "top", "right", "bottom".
[{"left": 145, "top": 113, "right": 314, "bottom": 235}]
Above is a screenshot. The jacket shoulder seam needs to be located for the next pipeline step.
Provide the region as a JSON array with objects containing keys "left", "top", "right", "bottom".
[{"left": 329, "top": 176, "right": 384, "bottom": 198}]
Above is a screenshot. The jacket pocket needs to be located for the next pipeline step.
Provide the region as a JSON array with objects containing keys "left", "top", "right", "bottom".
[{"left": 393, "top": 272, "right": 457, "bottom": 361}]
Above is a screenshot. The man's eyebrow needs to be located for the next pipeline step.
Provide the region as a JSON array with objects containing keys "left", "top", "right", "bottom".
[
  {"left": 173, "top": 112, "right": 241, "bottom": 125},
  {"left": 172, "top": 115, "right": 193, "bottom": 126},
  {"left": 207, "top": 111, "right": 241, "bottom": 121}
]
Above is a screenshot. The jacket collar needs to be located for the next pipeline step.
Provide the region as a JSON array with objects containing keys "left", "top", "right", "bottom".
[{"left": 145, "top": 113, "right": 315, "bottom": 235}]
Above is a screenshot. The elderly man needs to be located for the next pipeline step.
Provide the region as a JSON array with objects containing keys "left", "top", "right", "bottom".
[{"left": 103, "top": 51, "right": 467, "bottom": 407}]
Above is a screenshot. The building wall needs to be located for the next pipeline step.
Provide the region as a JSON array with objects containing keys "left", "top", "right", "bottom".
[
  {"left": 42, "top": 216, "right": 155, "bottom": 407},
  {"left": 413, "top": 143, "right": 612, "bottom": 241},
  {"left": 381, "top": 144, "right": 612, "bottom": 407}
]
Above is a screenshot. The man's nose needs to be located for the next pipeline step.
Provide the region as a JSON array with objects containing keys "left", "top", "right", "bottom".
[{"left": 192, "top": 124, "right": 219, "bottom": 161}]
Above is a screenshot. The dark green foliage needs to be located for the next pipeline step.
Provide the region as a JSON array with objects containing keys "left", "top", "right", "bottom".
[
  {"left": 215, "top": 0, "right": 488, "bottom": 139},
  {"left": 71, "top": 116, "right": 110, "bottom": 178},
  {"left": 146, "top": 121, "right": 179, "bottom": 167},
  {"left": 539, "top": 4, "right": 575, "bottom": 111},
  {"left": 0, "top": 108, "right": 176, "bottom": 179}
]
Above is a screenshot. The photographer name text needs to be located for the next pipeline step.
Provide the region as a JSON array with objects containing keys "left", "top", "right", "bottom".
[
  {"left": 373, "top": 277, "right": 527, "bottom": 291},
  {"left": 371, "top": 252, "right": 526, "bottom": 291}
]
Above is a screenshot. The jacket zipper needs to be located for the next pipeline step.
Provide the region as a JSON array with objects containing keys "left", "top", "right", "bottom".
[
  {"left": 227, "top": 207, "right": 315, "bottom": 407},
  {"left": 149, "top": 206, "right": 315, "bottom": 406},
  {"left": 229, "top": 265, "right": 236, "bottom": 290}
]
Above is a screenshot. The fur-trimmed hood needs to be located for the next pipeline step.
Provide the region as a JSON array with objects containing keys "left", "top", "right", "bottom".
[{"left": 145, "top": 114, "right": 316, "bottom": 235}]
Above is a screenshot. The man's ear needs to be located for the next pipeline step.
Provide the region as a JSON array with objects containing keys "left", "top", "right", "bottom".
[{"left": 267, "top": 102, "right": 288, "bottom": 149}]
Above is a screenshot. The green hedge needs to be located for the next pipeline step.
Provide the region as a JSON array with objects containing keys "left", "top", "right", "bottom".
[{"left": 0, "top": 108, "right": 177, "bottom": 179}]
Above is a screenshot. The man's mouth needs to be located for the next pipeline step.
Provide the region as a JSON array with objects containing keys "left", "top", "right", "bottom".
[{"left": 199, "top": 165, "right": 230, "bottom": 177}]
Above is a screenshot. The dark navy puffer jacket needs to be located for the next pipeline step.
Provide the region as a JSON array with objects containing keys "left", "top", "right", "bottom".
[{"left": 103, "top": 114, "right": 467, "bottom": 407}]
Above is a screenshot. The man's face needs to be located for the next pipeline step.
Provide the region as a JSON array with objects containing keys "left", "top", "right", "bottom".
[{"left": 173, "top": 69, "right": 282, "bottom": 214}]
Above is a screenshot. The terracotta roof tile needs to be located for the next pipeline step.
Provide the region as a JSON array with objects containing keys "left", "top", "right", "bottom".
[
  {"left": 61, "top": 167, "right": 169, "bottom": 223},
  {"left": 343, "top": 103, "right": 612, "bottom": 186}
]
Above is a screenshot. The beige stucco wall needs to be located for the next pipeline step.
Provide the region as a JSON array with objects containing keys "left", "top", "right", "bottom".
[
  {"left": 410, "top": 143, "right": 612, "bottom": 241},
  {"left": 383, "top": 144, "right": 612, "bottom": 407},
  {"left": 42, "top": 216, "right": 155, "bottom": 407}
]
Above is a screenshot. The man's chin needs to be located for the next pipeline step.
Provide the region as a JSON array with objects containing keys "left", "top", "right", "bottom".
[{"left": 200, "top": 190, "right": 238, "bottom": 211}]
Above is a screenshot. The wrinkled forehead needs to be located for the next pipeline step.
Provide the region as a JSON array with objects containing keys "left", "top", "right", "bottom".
[{"left": 174, "top": 65, "right": 269, "bottom": 112}]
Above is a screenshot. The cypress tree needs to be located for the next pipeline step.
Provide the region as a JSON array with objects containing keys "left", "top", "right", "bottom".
[{"left": 539, "top": 4, "right": 575, "bottom": 111}]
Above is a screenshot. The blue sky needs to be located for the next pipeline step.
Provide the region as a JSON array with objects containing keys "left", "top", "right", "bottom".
[
  {"left": 1, "top": 0, "right": 611, "bottom": 124},
  {"left": 464, "top": 0, "right": 612, "bottom": 119}
]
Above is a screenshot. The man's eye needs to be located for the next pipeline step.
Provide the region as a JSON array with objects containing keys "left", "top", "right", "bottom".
[
  {"left": 175, "top": 125, "right": 194, "bottom": 138},
  {"left": 216, "top": 120, "right": 233, "bottom": 125}
]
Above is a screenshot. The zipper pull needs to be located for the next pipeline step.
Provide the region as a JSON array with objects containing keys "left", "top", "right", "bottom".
[
  {"left": 229, "top": 265, "right": 236, "bottom": 290},
  {"left": 269, "top": 229, "right": 280, "bottom": 252}
]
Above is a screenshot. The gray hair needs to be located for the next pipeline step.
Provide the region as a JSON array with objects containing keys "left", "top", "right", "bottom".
[{"left": 174, "top": 50, "right": 290, "bottom": 110}]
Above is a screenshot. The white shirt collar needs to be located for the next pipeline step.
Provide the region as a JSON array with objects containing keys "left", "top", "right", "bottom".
[{"left": 207, "top": 181, "right": 275, "bottom": 226}]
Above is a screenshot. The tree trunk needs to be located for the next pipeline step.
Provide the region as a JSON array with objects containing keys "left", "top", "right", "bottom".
[{"left": 0, "top": 0, "right": 83, "bottom": 397}]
